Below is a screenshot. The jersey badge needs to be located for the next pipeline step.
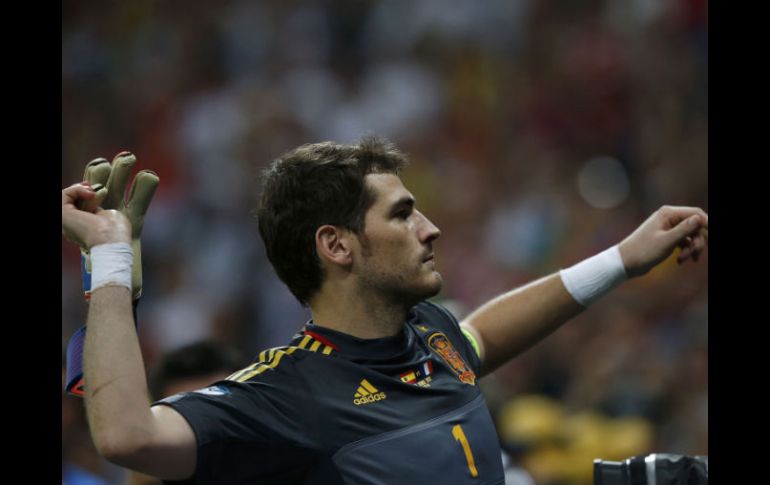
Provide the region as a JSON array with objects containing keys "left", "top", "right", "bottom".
[
  {"left": 399, "top": 370, "right": 418, "bottom": 384},
  {"left": 192, "top": 385, "right": 232, "bottom": 396},
  {"left": 399, "top": 360, "right": 434, "bottom": 387},
  {"left": 427, "top": 332, "right": 476, "bottom": 386},
  {"left": 353, "top": 379, "right": 387, "bottom": 406}
]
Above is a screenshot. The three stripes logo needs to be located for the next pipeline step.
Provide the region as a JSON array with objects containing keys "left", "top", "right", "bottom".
[
  {"left": 353, "top": 379, "right": 387, "bottom": 406},
  {"left": 227, "top": 331, "right": 339, "bottom": 384}
]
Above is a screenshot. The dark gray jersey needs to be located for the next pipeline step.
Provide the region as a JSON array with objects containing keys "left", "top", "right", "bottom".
[{"left": 154, "top": 301, "right": 504, "bottom": 484}]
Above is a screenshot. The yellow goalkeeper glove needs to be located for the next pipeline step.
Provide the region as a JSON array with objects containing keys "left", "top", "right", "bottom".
[{"left": 80, "top": 151, "right": 159, "bottom": 300}]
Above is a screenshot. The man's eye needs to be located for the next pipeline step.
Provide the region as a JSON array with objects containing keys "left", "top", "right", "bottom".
[{"left": 395, "top": 210, "right": 410, "bottom": 219}]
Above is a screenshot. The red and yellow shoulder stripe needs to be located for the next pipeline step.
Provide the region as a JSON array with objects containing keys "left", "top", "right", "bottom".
[
  {"left": 294, "top": 329, "right": 339, "bottom": 355},
  {"left": 226, "top": 330, "right": 338, "bottom": 382}
]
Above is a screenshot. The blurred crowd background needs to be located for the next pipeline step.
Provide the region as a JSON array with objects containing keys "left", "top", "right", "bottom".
[{"left": 62, "top": 1, "right": 707, "bottom": 484}]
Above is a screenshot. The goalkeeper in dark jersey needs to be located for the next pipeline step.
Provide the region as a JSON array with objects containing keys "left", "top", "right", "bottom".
[{"left": 61, "top": 137, "right": 708, "bottom": 484}]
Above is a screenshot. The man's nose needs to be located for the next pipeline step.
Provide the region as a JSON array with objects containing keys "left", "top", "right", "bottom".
[{"left": 417, "top": 210, "right": 441, "bottom": 243}]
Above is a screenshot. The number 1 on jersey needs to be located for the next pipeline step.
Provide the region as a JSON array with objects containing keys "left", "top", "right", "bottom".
[{"left": 452, "top": 424, "right": 479, "bottom": 478}]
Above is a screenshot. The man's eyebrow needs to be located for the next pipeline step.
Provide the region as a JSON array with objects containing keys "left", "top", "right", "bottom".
[{"left": 389, "top": 196, "right": 416, "bottom": 213}]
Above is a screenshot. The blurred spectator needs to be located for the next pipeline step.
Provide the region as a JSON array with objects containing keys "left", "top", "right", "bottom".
[{"left": 147, "top": 340, "right": 244, "bottom": 400}]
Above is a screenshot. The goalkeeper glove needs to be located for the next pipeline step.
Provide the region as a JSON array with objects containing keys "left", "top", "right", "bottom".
[{"left": 80, "top": 152, "right": 159, "bottom": 300}]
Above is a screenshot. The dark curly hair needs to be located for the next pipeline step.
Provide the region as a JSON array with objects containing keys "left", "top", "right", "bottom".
[{"left": 257, "top": 136, "right": 409, "bottom": 305}]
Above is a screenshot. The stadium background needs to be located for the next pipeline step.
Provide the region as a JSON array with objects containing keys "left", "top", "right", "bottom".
[{"left": 62, "top": 1, "right": 708, "bottom": 484}]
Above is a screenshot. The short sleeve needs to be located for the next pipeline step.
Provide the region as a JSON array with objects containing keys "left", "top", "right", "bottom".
[{"left": 152, "top": 378, "right": 319, "bottom": 484}]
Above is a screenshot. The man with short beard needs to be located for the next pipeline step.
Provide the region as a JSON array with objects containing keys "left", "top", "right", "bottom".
[{"left": 61, "top": 136, "right": 708, "bottom": 484}]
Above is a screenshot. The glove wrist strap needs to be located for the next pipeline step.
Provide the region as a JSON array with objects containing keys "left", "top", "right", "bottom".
[{"left": 65, "top": 300, "right": 139, "bottom": 396}]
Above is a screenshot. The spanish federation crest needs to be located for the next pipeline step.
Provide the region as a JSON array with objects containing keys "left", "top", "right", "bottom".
[{"left": 427, "top": 332, "right": 476, "bottom": 386}]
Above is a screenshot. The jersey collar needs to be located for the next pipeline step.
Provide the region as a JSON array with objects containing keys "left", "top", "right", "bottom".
[{"left": 301, "top": 312, "right": 417, "bottom": 361}]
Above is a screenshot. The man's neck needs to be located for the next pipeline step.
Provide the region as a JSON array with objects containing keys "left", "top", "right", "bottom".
[{"left": 309, "top": 287, "right": 410, "bottom": 339}]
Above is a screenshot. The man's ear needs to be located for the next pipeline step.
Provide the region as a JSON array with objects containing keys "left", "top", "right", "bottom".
[{"left": 315, "top": 225, "right": 353, "bottom": 267}]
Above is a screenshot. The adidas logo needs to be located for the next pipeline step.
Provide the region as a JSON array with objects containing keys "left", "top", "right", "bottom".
[{"left": 353, "top": 379, "right": 387, "bottom": 406}]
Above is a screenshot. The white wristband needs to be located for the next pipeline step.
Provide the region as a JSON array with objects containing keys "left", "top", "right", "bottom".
[
  {"left": 559, "top": 245, "right": 627, "bottom": 307},
  {"left": 90, "top": 242, "right": 133, "bottom": 292}
]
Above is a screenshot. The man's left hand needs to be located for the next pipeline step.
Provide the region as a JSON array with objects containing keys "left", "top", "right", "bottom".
[{"left": 618, "top": 205, "right": 708, "bottom": 278}]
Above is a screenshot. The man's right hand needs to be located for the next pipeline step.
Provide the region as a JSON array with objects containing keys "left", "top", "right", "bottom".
[
  {"left": 75, "top": 153, "right": 159, "bottom": 300},
  {"left": 62, "top": 182, "right": 132, "bottom": 249}
]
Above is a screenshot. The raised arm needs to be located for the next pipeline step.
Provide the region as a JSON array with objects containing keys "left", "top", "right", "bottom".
[
  {"left": 461, "top": 205, "right": 708, "bottom": 376},
  {"left": 62, "top": 182, "right": 197, "bottom": 480}
]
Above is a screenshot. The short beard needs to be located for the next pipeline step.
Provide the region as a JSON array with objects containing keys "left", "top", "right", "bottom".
[
  {"left": 358, "top": 264, "right": 442, "bottom": 311},
  {"left": 356, "top": 231, "right": 442, "bottom": 308}
]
